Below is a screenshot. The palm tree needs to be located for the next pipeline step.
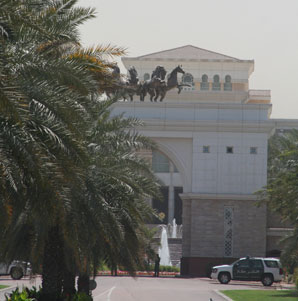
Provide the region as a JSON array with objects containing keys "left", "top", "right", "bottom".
[
  {"left": 0, "top": 1, "right": 124, "bottom": 299},
  {"left": 1, "top": 1, "right": 160, "bottom": 300},
  {"left": 66, "top": 100, "right": 160, "bottom": 294}
]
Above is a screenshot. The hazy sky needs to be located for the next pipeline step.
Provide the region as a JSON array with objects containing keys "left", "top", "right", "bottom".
[{"left": 78, "top": 0, "right": 298, "bottom": 119}]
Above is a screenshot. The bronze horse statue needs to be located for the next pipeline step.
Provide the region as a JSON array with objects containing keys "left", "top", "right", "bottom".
[
  {"left": 140, "top": 66, "right": 167, "bottom": 101},
  {"left": 157, "top": 65, "right": 190, "bottom": 102},
  {"left": 106, "top": 65, "right": 140, "bottom": 101},
  {"left": 106, "top": 65, "right": 190, "bottom": 102},
  {"left": 141, "top": 65, "right": 190, "bottom": 102}
]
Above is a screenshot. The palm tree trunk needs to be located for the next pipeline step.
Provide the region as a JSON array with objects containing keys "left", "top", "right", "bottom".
[
  {"left": 63, "top": 268, "right": 76, "bottom": 299},
  {"left": 77, "top": 273, "right": 90, "bottom": 295},
  {"left": 62, "top": 254, "right": 77, "bottom": 299},
  {"left": 41, "top": 226, "right": 63, "bottom": 301}
]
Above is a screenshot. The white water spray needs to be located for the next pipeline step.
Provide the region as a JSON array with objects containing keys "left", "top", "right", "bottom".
[
  {"left": 172, "top": 218, "right": 177, "bottom": 238},
  {"left": 158, "top": 227, "right": 172, "bottom": 266}
]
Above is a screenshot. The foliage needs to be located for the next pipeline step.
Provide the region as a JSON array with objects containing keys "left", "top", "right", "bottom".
[
  {"left": 5, "top": 287, "right": 38, "bottom": 301},
  {"left": 294, "top": 268, "right": 298, "bottom": 290},
  {"left": 145, "top": 265, "right": 180, "bottom": 272},
  {"left": 222, "top": 290, "right": 298, "bottom": 301},
  {"left": 258, "top": 130, "right": 298, "bottom": 271},
  {"left": 5, "top": 287, "right": 93, "bottom": 301},
  {"left": 71, "top": 292, "right": 93, "bottom": 301},
  {"left": 0, "top": 0, "right": 160, "bottom": 299}
]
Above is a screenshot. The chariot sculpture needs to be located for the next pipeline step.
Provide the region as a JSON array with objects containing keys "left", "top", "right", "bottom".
[{"left": 106, "top": 64, "right": 190, "bottom": 102}]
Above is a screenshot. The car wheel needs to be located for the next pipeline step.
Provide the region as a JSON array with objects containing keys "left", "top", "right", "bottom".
[
  {"left": 261, "top": 274, "right": 273, "bottom": 286},
  {"left": 10, "top": 267, "right": 23, "bottom": 280},
  {"left": 218, "top": 272, "right": 231, "bottom": 284}
]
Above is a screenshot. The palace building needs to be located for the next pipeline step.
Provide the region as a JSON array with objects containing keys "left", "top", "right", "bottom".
[{"left": 111, "top": 45, "right": 294, "bottom": 276}]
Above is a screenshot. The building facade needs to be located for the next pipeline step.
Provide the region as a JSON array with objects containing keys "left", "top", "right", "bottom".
[{"left": 111, "top": 45, "right": 293, "bottom": 276}]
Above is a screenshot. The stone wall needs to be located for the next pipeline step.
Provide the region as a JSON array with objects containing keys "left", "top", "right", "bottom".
[{"left": 181, "top": 195, "right": 267, "bottom": 276}]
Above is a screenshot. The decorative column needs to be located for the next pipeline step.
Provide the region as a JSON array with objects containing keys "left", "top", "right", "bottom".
[{"left": 168, "top": 162, "right": 175, "bottom": 224}]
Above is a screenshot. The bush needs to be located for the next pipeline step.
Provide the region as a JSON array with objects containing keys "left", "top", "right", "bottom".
[
  {"left": 139, "top": 264, "right": 179, "bottom": 273},
  {"left": 294, "top": 268, "right": 298, "bottom": 290},
  {"left": 72, "top": 292, "right": 93, "bottom": 301},
  {"left": 5, "top": 287, "right": 93, "bottom": 301},
  {"left": 6, "top": 287, "right": 40, "bottom": 301}
]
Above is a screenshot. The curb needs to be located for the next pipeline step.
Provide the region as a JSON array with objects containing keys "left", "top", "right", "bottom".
[{"left": 213, "top": 289, "right": 234, "bottom": 301}]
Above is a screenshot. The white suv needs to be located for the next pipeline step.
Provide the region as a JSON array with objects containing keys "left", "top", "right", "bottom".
[
  {"left": 211, "top": 257, "right": 283, "bottom": 286},
  {"left": 0, "top": 261, "right": 31, "bottom": 280}
]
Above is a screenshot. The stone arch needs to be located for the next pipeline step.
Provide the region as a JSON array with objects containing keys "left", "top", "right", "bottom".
[{"left": 153, "top": 141, "right": 190, "bottom": 193}]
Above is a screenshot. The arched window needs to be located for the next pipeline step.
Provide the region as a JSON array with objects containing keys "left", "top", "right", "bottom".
[
  {"left": 224, "top": 75, "right": 232, "bottom": 91},
  {"left": 182, "top": 73, "right": 194, "bottom": 86},
  {"left": 201, "top": 74, "right": 209, "bottom": 90},
  {"left": 152, "top": 150, "right": 178, "bottom": 173},
  {"left": 152, "top": 151, "right": 170, "bottom": 172},
  {"left": 212, "top": 74, "right": 221, "bottom": 91},
  {"left": 143, "top": 73, "right": 150, "bottom": 81}
]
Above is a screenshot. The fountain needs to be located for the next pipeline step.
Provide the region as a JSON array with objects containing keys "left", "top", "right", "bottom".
[
  {"left": 171, "top": 218, "right": 177, "bottom": 238},
  {"left": 158, "top": 227, "right": 172, "bottom": 266}
]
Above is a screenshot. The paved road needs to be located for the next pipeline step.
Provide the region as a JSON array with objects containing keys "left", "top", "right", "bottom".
[
  {"left": 91, "top": 276, "right": 283, "bottom": 301},
  {"left": 0, "top": 275, "right": 283, "bottom": 301}
]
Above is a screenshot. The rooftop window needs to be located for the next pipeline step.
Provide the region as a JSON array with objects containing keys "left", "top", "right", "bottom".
[{"left": 201, "top": 74, "right": 209, "bottom": 90}]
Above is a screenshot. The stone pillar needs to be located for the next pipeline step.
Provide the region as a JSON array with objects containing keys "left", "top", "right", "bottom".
[{"left": 168, "top": 162, "right": 175, "bottom": 224}]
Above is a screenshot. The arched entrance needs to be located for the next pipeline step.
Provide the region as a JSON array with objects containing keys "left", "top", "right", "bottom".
[{"left": 151, "top": 150, "right": 183, "bottom": 225}]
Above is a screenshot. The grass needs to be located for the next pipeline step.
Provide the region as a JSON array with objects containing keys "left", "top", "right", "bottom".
[
  {"left": 222, "top": 290, "right": 298, "bottom": 301},
  {"left": 0, "top": 285, "right": 9, "bottom": 289}
]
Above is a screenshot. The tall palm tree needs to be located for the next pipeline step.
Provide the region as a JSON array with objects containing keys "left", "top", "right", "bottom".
[
  {"left": 63, "top": 100, "right": 160, "bottom": 294},
  {"left": 1, "top": 1, "right": 160, "bottom": 300},
  {"left": 0, "top": 1, "right": 124, "bottom": 299}
]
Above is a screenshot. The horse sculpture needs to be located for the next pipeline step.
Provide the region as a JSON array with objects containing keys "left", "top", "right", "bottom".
[
  {"left": 106, "top": 65, "right": 140, "bottom": 101},
  {"left": 106, "top": 65, "right": 190, "bottom": 102},
  {"left": 140, "top": 66, "right": 167, "bottom": 101},
  {"left": 141, "top": 65, "right": 190, "bottom": 102},
  {"left": 157, "top": 65, "right": 190, "bottom": 102}
]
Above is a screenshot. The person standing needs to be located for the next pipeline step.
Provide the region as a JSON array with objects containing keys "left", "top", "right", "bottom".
[{"left": 154, "top": 254, "right": 160, "bottom": 277}]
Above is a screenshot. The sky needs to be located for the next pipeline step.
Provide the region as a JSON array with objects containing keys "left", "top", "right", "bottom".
[{"left": 78, "top": 0, "right": 298, "bottom": 119}]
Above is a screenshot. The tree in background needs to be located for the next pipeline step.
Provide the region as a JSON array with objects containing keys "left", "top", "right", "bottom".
[{"left": 258, "top": 130, "right": 298, "bottom": 275}]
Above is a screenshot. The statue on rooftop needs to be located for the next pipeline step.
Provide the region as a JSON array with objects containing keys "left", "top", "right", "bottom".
[
  {"left": 140, "top": 65, "right": 190, "bottom": 102},
  {"left": 106, "top": 64, "right": 141, "bottom": 101}
]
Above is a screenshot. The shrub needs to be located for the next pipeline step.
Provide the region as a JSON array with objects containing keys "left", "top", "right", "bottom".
[
  {"left": 159, "top": 265, "right": 180, "bottom": 272},
  {"left": 72, "top": 292, "right": 93, "bottom": 301},
  {"left": 5, "top": 287, "right": 93, "bottom": 301},
  {"left": 5, "top": 287, "right": 34, "bottom": 301},
  {"left": 294, "top": 268, "right": 298, "bottom": 290}
]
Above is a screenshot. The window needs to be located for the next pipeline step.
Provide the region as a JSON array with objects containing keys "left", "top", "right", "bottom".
[
  {"left": 237, "top": 259, "right": 249, "bottom": 268},
  {"left": 212, "top": 74, "right": 221, "bottom": 91},
  {"left": 152, "top": 151, "right": 170, "bottom": 172},
  {"left": 224, "top": 207, "right": 233, "bottom": 257},
  {"left": 203, "top": 146, "right": 210, "bottom": 153},
  {"left": 182, "top": 73, "right": 194, "bottom": 85},
  {"left": 143, "top": 73, "right": 150, "bottom": 81},
  {"left": 226, "top": 146, "right": 233, "bottom": 154},
  {"left": 250, "top": 147, "right": 257, "bottom": 154},
  {"left": 174, "top": 187, "right": 183, "bottom": 225},
  {"left": 201, "top": 74, "right": 209, "bottom": 90},
  {"left": 224, "top": 75, "right": 232, "bottom": 91},
  {"left": 152, "top": 187, "right": 169, "bottom": 224},
  {"left": 264, "top": 260, "right": 279, "bottom": 268},
  {"left": 250, "top": 259, "right": 263, "bottom": 269}
]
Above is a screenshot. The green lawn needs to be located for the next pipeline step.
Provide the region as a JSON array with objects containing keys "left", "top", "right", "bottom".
[
  {"left": 222, "top": 290, "right": 298, "bottom": 301},
  {"left": 0, "top": 285, "right": 9, "bottom": 289}
]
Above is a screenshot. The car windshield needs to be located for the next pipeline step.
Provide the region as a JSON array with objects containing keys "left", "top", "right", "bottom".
[{"left": 231, "top": 259, "right": 240, "bottom": 265}]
